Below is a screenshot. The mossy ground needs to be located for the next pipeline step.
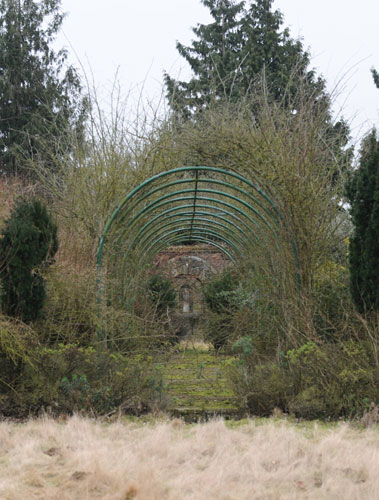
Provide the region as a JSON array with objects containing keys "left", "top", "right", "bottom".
[{"left": 156, "top": 345, "right": 242, "bottom": 419}]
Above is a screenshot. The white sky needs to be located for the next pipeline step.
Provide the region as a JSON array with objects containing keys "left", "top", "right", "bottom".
[{"left": 57, "top": 0, "right": 379, "bottom": 145}]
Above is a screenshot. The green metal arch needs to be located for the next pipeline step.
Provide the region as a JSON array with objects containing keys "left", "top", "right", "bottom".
[
  {"left": 127, "top": 207, "right": 252, "bottom": 246},
  {"left": 100, "top": 166, "right": 280, "bottom": 236},
  {"left": 97, "top": 166, "right": 300, "bottom": 340},
  {"left": 114, "top": 187, "right": 277, "bottom": 243},
  {"left": 132, "top": 203, "right": 259, "bottom": 241},
  {"left": 124, "top": 214, "right": 251, "bottom": 260},
  {"left": 120, "top": 220, "right": 248, "bottom": 296},
  {"left": 112, "top": 176, "right": 278, "bottom": 233},
  {"left": 143, "top": 227, "right": 242, "bottom": 261},
  {"left": 114, "top": 194, "right": 264, "bottom": 247},
  {"left": 131, "top": 210, "right": 251, "bottom": 249},
  {"left": 97, "top": 166, "right": 283, "bottom": 268},
  {"left": 143, "top": 234, "right": 237, "bottom": 265},
  {"left": 115, "top": 200, "right": 262, "bottom": 257}
]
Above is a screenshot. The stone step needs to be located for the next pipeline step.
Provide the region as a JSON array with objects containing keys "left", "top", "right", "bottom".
[{"left": 158, "top": 349, "right": 242, "bottom": 417}]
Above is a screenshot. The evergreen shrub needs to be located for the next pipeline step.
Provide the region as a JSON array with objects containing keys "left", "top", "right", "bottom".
[
  {"left": 147, "top": 275, "right": 177, "bottom": 316},
  {"left": 346, "top": 129, "right": 379, "bottom": 312},
  {"left": 0, "top": 198, "right": 58, "bottom": 322},
  {"left": 203, "top": 271, "right": 239, "bottom": 349},
  {"left": 203, "top": 270, "right": 239, "bottom": 314}
]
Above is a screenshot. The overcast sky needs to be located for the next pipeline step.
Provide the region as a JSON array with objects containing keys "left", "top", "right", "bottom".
[{"left": 57, "top": 0, "right": 379, "bottom": 145}]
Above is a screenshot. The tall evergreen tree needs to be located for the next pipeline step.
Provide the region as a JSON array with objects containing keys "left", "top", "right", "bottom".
[
  {"left": 346, "top": 129, "right": 379, "bottom": 312},
  {"left": 164, "top": 0, "right": 326, "bottom": 118},
  {"left": 240, "top": 0, "right": 324, "bottom": 103},
  {"left": 165, "top": 0, "right": 245, "bottom": 117},
  {"left": 0, "top": 0, "right": 86, "bottom": 176},
  {"left": 0, "top": 198, "right": 58, "bottom": 322}
]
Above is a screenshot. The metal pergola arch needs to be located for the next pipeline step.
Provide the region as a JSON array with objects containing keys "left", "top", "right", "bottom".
[{"left": 96, "top": 166, "right": 299, "bottom": 340}]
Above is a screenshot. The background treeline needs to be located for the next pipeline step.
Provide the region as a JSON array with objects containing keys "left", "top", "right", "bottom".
[{"left": 0, "top": 0, "right": 378, "bottom": 419}]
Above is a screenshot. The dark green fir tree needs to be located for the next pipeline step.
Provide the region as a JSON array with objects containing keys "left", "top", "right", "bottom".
[
  {"left": 164, "top": 0, "right": 326, "bottom": 118},
  {"left": 0, "top": 0, "right": 87, "bottom": 176},
  {"left": 346, "top": 129, "right": 379, "bottom": 312},
  {"left": 0, "top": 198, "right": 58, "bottom": 322},
  {"left": 165, "top": 0, "right": 245, "bottom": 117}
]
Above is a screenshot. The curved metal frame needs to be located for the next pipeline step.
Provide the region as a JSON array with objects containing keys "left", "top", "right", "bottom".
[{"left": 96, "top": 166, "right": 300, "bottom": 340}]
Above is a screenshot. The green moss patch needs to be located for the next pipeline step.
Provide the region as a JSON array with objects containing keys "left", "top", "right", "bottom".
[{"left": 157, "top": 349, "right": 242, "bottom": 419}]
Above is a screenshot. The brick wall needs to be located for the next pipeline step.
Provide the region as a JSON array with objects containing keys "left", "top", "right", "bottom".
[{"left": 153, "top": 244, "right": 230, "bottom": 317}]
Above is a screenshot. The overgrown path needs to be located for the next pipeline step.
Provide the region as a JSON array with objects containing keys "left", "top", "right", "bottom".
[{"left": 158, "top": 348, "right": 243, "bottom": 420}]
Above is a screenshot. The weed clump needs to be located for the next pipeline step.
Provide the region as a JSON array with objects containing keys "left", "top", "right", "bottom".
[
  {"left": 230, "top": 334, "right": 379, "bottom": 419},
  {"left": 0, "top": 340, "right": 166, "bottom": 417}
]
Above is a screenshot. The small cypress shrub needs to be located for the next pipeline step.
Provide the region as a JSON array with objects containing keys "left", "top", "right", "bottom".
[
  {"left": 203, "top": 270, "right": 239, "bottom": 349},
  {"left": 147, "top": 275, "right": 177, "bottom": 316},
  {"left": 0, "top": 198, "right": 58, "bottom": 322}
]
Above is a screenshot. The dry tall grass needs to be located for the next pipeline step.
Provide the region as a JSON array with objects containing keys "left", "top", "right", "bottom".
[{"left": 0, "top": 416, "right": 378, "bottom": 499}]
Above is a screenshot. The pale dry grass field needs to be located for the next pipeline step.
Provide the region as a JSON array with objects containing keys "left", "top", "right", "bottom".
[{"left": 0, "top": 416, "right": 378, "bottom": 500}]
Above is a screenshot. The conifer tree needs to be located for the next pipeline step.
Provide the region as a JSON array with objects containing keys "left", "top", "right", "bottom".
[
  {"left": 346, "top": 129, "right": 379, "bottom": 312},
  {"left": 164, "top": 0, "right": 326, "bottom": 118},
  {"left": 165, "top": 0, "right": 245, "bottom": 117},
  {"left": 0, "top": 198, "right": 58, "bottom": 322},
  {"left": 0, "top": 0, "right": 86, "bottom": 176}
]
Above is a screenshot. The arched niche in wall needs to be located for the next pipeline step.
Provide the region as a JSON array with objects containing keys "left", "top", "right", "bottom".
[{"left": 179, "top": 284, "right": 193, "bottom": 313}]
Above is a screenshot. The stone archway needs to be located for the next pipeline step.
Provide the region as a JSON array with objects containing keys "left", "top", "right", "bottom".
[{"left": 153, "top": 244, "right": 231, "bottom": 339}]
